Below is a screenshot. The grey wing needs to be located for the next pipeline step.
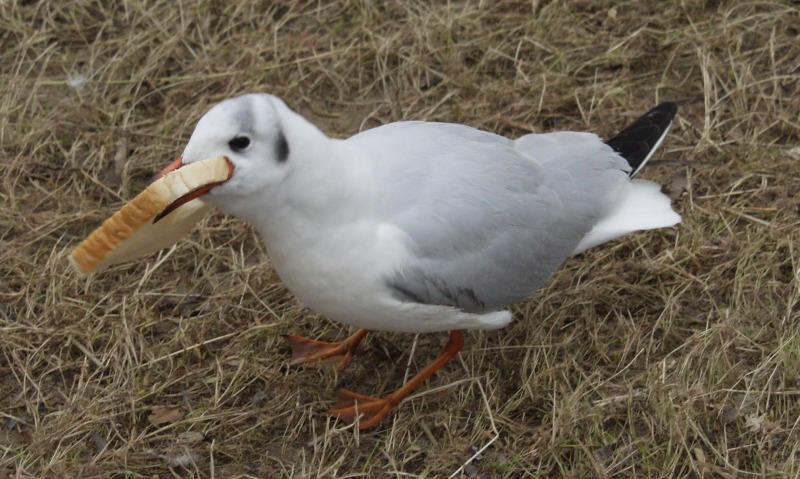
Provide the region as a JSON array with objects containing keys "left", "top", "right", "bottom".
[{"left": 353, "top": 123, "right": 628, "bottom": 313}]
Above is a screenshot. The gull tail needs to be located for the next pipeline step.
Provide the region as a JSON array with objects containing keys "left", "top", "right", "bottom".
[
  {"left": 573, "top": 103, "right": 681, "bottom": 254},
  {"left": 572, "top": 179, "right": 680, "bottom": 254}
]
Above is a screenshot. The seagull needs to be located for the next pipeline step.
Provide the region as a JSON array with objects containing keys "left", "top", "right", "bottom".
[{"left": 157, "top": 94, "right": 681, "bottom": 429}]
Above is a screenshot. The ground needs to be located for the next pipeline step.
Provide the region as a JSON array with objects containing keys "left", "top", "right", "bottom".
[{"left": 1, "top": 0, "right": 799, "bottom": 477}]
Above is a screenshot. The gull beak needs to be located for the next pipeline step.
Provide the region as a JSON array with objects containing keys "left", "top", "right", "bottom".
[
  {"left": 152, "top": 156, "right": 235, "bottom": 223},
  {"left": 155, "top": 156, "right": 185, "bottom": 179}
]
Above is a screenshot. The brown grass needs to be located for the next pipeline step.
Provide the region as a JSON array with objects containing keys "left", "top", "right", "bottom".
[{"left": 2, "top": 0, "right": 799, "bottom": 477}]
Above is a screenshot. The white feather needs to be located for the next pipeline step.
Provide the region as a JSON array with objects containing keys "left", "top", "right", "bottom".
[{"left": 572, "top": 179, "right": 681, "bottom": 254}]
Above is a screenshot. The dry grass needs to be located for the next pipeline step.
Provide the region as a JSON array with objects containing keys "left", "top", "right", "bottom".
[{"left": 2, "top": 0, "right": 799, "bottom": 477}]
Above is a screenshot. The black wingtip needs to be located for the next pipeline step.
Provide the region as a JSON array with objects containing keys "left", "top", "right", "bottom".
[{"left": 605, "top": 102, "right": 678, "bottom": 177}]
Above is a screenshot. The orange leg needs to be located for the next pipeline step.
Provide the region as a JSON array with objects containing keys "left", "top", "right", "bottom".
[
  {"left": 285, "top": 328, "right": 369, "bottom": 371},
  {"left": 329, "top": 330, "right": 464, "bottom": 430}
]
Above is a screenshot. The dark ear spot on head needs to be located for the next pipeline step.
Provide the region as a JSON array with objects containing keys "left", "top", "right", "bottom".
[{"left": 275, "top": 131, "right": 289, "bottom": 163}]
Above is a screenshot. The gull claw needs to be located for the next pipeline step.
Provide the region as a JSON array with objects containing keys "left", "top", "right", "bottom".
[
  {"left": 284, "top": 328, "right": 369, "bottom": 371},
  {"left": 328, "top": 388, "right": 398, "bottom": 430},
  {"left": 285, "top": 335, "right": 354, "bottom": 370}
]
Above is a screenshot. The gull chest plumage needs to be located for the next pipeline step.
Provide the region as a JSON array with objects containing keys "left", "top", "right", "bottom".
[
  {"left": 261, "top": 211, "right": 416, "bottom": 332},
  {"left": 160, "top": 93, "right": 681, "bottom": 429}
]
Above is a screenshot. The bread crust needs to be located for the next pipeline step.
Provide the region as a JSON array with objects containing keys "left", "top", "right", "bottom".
[{"left": 70, "top": 156, "right": 230, "bottom": 274}]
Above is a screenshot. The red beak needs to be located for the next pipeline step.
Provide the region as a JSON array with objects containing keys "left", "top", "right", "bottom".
[
  {"left": 152, "top": 156, "right": 235, "bottom": 223},
  {"left": 155, "top": 156, "right": 185, "bottom": 179}
]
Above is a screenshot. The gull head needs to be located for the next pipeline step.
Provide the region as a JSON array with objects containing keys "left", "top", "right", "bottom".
[{"left": 156, "top": 93, "right": 294, "bottom": 219}]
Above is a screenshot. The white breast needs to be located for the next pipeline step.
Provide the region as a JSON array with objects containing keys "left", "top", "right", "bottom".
[{"left": 259, "top": 219, "right": 403, "bottom": 327}]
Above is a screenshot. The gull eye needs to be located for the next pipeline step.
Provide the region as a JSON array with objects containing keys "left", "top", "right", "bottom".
[{"left": 228, "top": 136, "right": 251, "bottom": 152}]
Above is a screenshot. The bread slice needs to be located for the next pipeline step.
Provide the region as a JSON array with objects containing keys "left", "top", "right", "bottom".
[{"left": 70, "top": 155, "right": 231, "bottom": 274}]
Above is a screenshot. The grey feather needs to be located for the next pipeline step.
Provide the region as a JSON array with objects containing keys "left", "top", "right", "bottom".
[
  {"left": 233, "top": 97, "right": 256, "bottom": 136},
  {"left": 349, "top": 122, "right": 629, "bottom": 313}
]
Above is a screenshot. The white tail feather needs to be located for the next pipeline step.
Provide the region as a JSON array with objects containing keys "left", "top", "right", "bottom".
[{"left": 572, "top": 180, "right": 681, "bottom": 254}]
